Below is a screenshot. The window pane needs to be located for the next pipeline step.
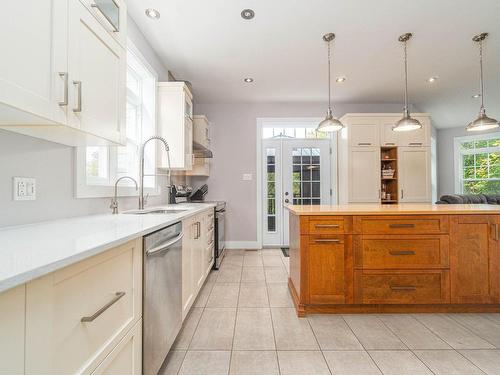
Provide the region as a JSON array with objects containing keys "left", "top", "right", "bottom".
[
  {"left": 463, "top": 154, "right": 474, "bottom": 167},
  {"left": 489, "top": 138, "right": 500, "bottom": 147},
  {"left": 464, "top": 180, "right": 500, "bottom": 194},
  {"left": 460, "top": 141, "right": 474, "bottom": 150},
  {"left": 295, "top": 128, "right": 306, "bottom": 139},
  {"left": 126, "top": 101, "right": 140, "bottom": 141},
  {"left": 475, "top": 140, "right": 488, "bottom": 149},
  {"left": 263, "top": 128, "right": 273, "bottom": 139},
  {"left": 86, "top": 147, "right": 108, "bottom": 180},
  {"left": 490, "top": 165, "right": 500, "bottom": 178},
  {"left": 268, "top": 199, "right": 275, "bottom": 215},
  {"left": 267, "top": 216, "right": 276, "bottom": 232},
  {"left": 463, "top": 167, "right": 475, "bottom": 179}
]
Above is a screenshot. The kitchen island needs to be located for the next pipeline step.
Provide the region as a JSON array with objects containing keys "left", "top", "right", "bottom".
[{"left": 287, "top": 203, "right": 500, "bottom": 316}]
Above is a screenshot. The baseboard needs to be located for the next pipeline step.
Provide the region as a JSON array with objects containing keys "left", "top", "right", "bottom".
[{"left": 225, "top": 241, "right": 260, "bottom": 249}]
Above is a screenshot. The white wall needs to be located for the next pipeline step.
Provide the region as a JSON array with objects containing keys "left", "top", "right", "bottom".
[
  {"left": 0, "top": 16, "right": 169, "bottom": 228},
  {"left": 194, "top": 102, "right": 408, "bottom": 245}
]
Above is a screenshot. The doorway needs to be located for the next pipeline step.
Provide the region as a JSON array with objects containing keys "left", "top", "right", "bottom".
[{"left": 259, "top": 121, "right": 336, "bottom": 247}]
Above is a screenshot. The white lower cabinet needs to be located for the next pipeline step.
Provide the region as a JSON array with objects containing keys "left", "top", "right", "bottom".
[
  {"left": 0, "top": 285, "right": 25, "bottom": 375},
  {"left": 25, "top": 238, "right": 142, "bottom": 375},
  {"left": 399, "top": 147, "right": 432, "bottom": 202}
]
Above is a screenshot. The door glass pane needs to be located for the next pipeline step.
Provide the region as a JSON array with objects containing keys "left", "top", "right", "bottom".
[
  {"left": 292, "top": 147, "right": 322, "bottom": 206},
  {"left": 266, "top": 148, "right": 277, "bottom": 232}
]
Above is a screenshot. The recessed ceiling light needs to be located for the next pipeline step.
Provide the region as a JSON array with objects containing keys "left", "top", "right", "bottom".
[
  {"left": 472, "top": 94, "right": 482, "bottom": 98},
  {"left": 427, "top": 76, "right": 439, "bottom": 83},
  {"left": 145, "top": 8, "right": 160, "bottom": 20},
  {"left": 241, "top": 9, "right": 255, "bottom": 20},
  {"left": 336, "top": 76, "right": 346, "bottom": 83},
  {"left": 243, "top": 78, "right": 254, "bottom": 83}
]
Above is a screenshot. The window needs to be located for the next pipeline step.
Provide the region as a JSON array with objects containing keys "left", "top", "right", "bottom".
[
  {"left": 292, "top": 147, "right": 321, "bottom": 205},
  {"left": 262, "top": 126, "right": 328, "bottom": 139},
  {"left": 76, "top": 41, "right": 158, "bottom": 198},
  {"left": 266, "top": 148, "right": 276, "bottom": 232},
  {"left": 455, "top": 133, "right": 500, "bottom": 194}
]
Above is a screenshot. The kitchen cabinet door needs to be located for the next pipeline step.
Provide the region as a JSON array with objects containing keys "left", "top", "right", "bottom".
[
  {"left": 0, "top": 0, "right": 68, "bottom": 125},
  {"left": 348, "top": 119, "right": 379, "bottom": 147},
  {"left": 182, "top": 216, "right": 196, "bottom": 320},
  {"left": 67, "top": 0, "right": 126, "bottom": 145},
  {"left": 0, "top": 285, "right": 25, "bottom": 375},
  {"left": 380, "top": 120, "right": 399, "bottom": 147},
  {"left": 348, "top": 147, "right": 381, "bottom": 202},
  {"left": 398, "top": 116, "right": 431, "bottom": 147},
  {"left": 450, "top": 215, "right": 500, "bottom": 303},
  {"left": 192, "top": 214, "right": 205, "bottom": 293},
  {"left": 398, "top": 147, "right": 431, "bottom": 202}
]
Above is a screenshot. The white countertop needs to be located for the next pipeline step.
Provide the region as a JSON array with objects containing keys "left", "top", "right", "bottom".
[{"left": 0, "top": 203, "right": 215, "bottom": 293}]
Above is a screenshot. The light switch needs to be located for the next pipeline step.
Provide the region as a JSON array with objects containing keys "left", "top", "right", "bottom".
[
  {"left": 242, "top": 173, "right": 253, "bottom": 181},
  {"left": 13, "top": 177, "right": 36, "bottom": 201}
]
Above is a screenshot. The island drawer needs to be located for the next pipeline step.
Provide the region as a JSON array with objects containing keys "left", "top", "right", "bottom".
[
  {"left": 308, "top": 217, "right": 348, "bottom": 234},
  {"left": 354, "top": 215, "right": 449, "bottom": 235},
  {"left": 354, "top": 270, "right": 450, "bottom": 304},
  {"left": 354, "top": 235, "right": 449, "bottom": 269}
]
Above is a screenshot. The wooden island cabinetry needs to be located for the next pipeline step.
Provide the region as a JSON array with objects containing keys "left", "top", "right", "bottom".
[{"left": 288, "top": 204, "right": 500, "bottom": 316}]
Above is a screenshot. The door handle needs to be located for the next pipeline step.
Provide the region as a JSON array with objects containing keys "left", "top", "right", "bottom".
[
  {"left": 81, "top": 292, "right": 125, "bottom": 322},
  {"left": 58, "top": 72, "right": 68, "bottom": 106},
  {"left": 146, "top": 233, "right": 184, "bottom": 256},
  {"left": 73, "top": 80, "right": 82, "bottom": 113},
  {"left": 284, "top": 199, "right": 289, "bottom": 203}
]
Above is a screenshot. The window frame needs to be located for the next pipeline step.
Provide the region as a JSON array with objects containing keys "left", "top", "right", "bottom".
[
  {"left": 75, "top": 40, "right": 160, "bottom": 199},
  {"left": 454, "top": 132, "right": 500, "bottom": 194}
]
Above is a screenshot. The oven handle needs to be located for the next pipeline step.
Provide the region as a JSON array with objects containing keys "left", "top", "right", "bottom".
[{"left": 146, "top": 233, "right": 184, "bottom": 256}]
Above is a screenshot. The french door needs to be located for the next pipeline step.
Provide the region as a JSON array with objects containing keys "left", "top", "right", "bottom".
[{"left": 262, "top": 138, "right": 332, "bottom": 246}]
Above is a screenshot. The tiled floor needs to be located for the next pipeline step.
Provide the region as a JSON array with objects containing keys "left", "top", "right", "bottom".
[{"left": 160, "top": 249, "right": 500, "bottom": 375}]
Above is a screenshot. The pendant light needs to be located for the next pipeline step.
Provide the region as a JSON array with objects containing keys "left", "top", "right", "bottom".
[
  {"left": 466, "top": 33, "right": 499, "bottom": 132},
  {"left": 316, "top": 33, "right": 344, "bottom": 132},
  {"left": 393, "top": 33, "right": 422, "bottom": 132}
]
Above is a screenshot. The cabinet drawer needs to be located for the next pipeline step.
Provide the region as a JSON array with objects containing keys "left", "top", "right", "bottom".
[
  {"left": 355, "top": 236, "right": 449, "bottom": 269},
  {"left": 26, "top": 238, "right": 142, "bottom": 375},
  {"left": 309, "top": 218, "right": 345, "bottom": 234},
  {"left": 355, "top": 216, "right": 448, "bottom": 234},
  {"left": 355, "top": 270, "right": 449, "bottom": 304}
]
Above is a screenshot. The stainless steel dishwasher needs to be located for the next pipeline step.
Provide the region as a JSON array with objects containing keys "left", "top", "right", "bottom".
[{"left": 143, "top": 221, "right": 183, "bottom": 375}]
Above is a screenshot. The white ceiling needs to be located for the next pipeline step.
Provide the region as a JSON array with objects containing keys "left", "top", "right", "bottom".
[{"left": 126, "top": 0, "right": 500, "bottom": 129}]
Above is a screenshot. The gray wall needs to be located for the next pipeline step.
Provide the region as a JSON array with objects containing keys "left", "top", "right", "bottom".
[
  {"left": 194, "top": 102, "right": 408, "bottom": 244},
  {"left": 0, "top": 16, "right": 170, "bottom": 228},
  {"left": 437, "top": 126, "right": 500, "bottom": 197}
]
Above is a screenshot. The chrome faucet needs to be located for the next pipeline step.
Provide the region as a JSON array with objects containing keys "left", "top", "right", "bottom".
[
  {"left": 110, "top": 176, "right": 138, "bottom": 214},
  {"left": 139, "top": 136, "right": 172, "bottom": 210}
]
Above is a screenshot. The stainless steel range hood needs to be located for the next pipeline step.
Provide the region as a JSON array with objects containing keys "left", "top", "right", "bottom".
[{"left": 193, "top": 141, "right": 213, "bottom": 158}]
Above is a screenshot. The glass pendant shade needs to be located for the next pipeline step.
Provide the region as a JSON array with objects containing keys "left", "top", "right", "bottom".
[{"left": 316, "top": 33, "right": 344, "bottom": 133}]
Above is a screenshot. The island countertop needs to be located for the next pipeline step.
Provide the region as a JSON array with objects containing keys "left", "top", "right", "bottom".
[{"left": 285, "top": 203, "right": 500, "bottom": 215}]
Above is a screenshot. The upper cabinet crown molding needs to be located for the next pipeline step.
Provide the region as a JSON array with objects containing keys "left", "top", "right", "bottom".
[{"left": 0, "top": 0, "right": 127, "bottom": 147}]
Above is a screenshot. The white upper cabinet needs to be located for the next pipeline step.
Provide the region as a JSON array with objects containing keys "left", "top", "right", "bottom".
[
  {"left": 379, "top": 118, "right": 399, "bottom": 146},
  {"left": 0, "top": 0, "right": 126, "bottom": 146},
  {"left": 157, "top": 82, "right": 194, "bottom": 170},
  {"left": 398, "top": 115, "right": 431, "bottom": 147},
  {"left": 345, "top": 117, "right": 379, "bottom": 147},
  {"left": 398, "top": 147, "right": 432, "bottom": 202},
  {"left": 348, "top": 147, "right": 381, "bottom": 202},
  {"left": 193, "top": 115, "right": 210, "bottom": 148}
]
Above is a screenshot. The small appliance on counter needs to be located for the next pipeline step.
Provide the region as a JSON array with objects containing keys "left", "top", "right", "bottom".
[{"left": 174, "top": 185, "right": 193, "bottom": 203}]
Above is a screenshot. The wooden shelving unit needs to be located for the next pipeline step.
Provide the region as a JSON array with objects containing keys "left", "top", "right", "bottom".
[{"left": 380, "top": 147, "right": 398, "bottom": 204}]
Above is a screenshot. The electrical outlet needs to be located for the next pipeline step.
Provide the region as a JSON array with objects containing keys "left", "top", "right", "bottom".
[
  {"left": 242, "top": 173, "right": 253, "bottom": 181},
  {"left": 13, "top": 177, "right": 36, "bottom": 201}
]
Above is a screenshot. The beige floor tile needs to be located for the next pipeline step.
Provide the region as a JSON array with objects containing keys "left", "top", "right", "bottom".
[
  {"left": 216, "top": 265, "right": 242, "bottom": 283},
  {"left": 413, "top": 314, "right": 495, "bottom": 349},
  {"left": 459, "top": 349, "right": 500, "bottom": 375},
  {"left": 449, "top": 313, "right": 500, "bottom": 347},
  {"left": 265, "top": 267, "right": 288, "bottom": 283},
  {"left": 193, "top": 281, "right": 215, "bottom": 307},
  {"left": 233, "top": 308, "right": 275, "bottom": 350},
  {"left": 172, "top": 308, "right": 203, "bottom": 350},
  {"left": 189, "top": 308, "right": 236, "bottom": 350},
  {"left": 282, "top": 258, "right": 290, "bottom": 275},
  {"left": 277, "top": 351, "right": 331, "bottom": 375},
  {"left": 267, "top": 283, "right": 294, "bottom": 307},
  {"left": 178, "top": 351, "right": 231, "bottom": 375},
  {"left": 230, "top": 351, "right": 280, "bottom": 375},
  {"left": 263, "top": 255, "right": 285, "bottom": 267},
  {"left": 343, "top": 315, "right": 406, "bottom": 350},
  {"left": 222, "top": 255, "right": 244, "bottom": 266},
  {"left": 238, "top": 283, "right": 269, "bottom": 307},
  {"left": 159, "top": 350, "right": 186, "bottom": 375},
  {"left": 241, "top": 266, "right": 266, "bottom": 282},
  {"left": 378, "top": 314, "right": 451, "bottom": 349},
  {"left": 205, "top": 270, "right": 219, "bottom": 284},
  {"left": 485, "top": 314, "right": 500, "bottom": 325},
  {"left": 308, "top": 315, "right": 363, "bottom": 350},
  {"left": 243, "top": 255, "right": 263, "bottom": 267},
  {"left": 226, "top": 249, "right": 245, "bottom": 256},
  {"left": 323, "top": 351, "right": 381, "bottom": 375},
  {"left": 414, "top": 350, "right": 485, "bottom": 375},
  {"left": 206, "top": 283, "right": 240, "bottom": 308},
  {"left": 369, "top": 350, "right": 433, "bottom": 375},
  {"left": 271, "top": 308, "right": 319, "bottom": 350},
  {"left": 261, "top": 249, "right": 283, "bottom": 256}
]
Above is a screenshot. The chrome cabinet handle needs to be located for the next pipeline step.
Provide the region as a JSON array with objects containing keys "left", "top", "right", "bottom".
[
  {"left": 491, "top": 223, "right": 499, "bottom": 241},
  {"left": 385, "top": 142, "right": 395, "bottom": 145},
  {"left": 401, "top": 189, "right": 404, "bottom": 199},
  {"left": 194, "top": 222, "right": 201, "bottom": 239},
  {"left": 315, "top": 224, "right": 340, "bottom": 228},
  {"left": 81, "top": 292, "right": 125, "bottom": 322},
  {"left": 315, "top": 239, "right": 341, "bottom": 243},
  {"left": 73, "top": 80, "right": 82, "bottom": 113},
  {"left": 358, "top": 142, "right": 372, "bottom": 146},
  {"left": 390, "top": 286, "right": 416, "bottom": 291},
  {"left": 389, "top": 223, "right": 415, "bottom": 228},
  {"left": 389, "top": 250, "right": 416, "bottom": 256},
  {"left": 58, "top": 72, "right": 68, "bottom": 106},
  {"left": 409, "top": 142, "right": 423, "bottom": 146},
  {"left": 146, "top": 233, "right": 184, "bottom": 256}
]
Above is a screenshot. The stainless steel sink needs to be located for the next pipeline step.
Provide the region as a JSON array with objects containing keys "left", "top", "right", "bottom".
[{"left": 124, "top": 208, "right": 189, "bottom": 215}]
